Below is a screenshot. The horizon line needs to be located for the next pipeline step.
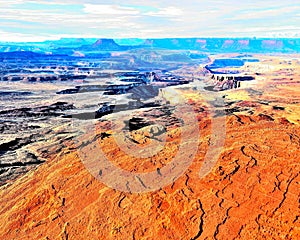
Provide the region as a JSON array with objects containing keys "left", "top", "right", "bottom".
[{"left": 1, "top": 36, "right": 300, "bottom": 44}]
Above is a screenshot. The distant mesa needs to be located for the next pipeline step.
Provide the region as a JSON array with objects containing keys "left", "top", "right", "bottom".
[
  {"left": 74, "top": 38, "right": 86, "bottom": 43},
  {"left": 79, "top": 38, "right": 126, "bottom": 51},
  {"left": 0, "top": 38, "right": 299, "bottom": 55},
  {"left": 92, "top": 39, "right": 122, "bottom": 49},
  {"left": 262, "top": 40, "right": 284, "bottom": 49},
  {"left": 141, "top": 38, "right": 300, "bottom": 53},
  {"left": 0, "top": 51, "right": 44, "bottom": 58}
]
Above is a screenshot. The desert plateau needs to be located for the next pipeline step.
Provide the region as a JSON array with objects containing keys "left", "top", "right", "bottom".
[{"left": 0, "top": 36, "right": 299, "bottom": 240}]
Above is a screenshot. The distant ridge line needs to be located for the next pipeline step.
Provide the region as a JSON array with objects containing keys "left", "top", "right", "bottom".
[{"left": 0, "top": 38, "right": 299, "bottom": 54}]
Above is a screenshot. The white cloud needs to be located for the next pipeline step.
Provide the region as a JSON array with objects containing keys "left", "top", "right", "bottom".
[
  {"left": 83, "top": 4, "right": 140, "bottom": 15},
  {"left": 0, "top": 30, "right": 58, "bottom": 42},
  {"left": 229, "top": 6, "right": 300, "bottom": 20},
  {"left": 0, "top": 0, "right": 299, "bottom": 41},
  {"left": 145, "top": 7, "right": 183, "bottom": 17},
  {"left": 0, "top": 0, "right": 75, "bottom": 6}
]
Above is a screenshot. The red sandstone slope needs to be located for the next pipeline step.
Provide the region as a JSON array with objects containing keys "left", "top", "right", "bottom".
[
  {"left": 0, "top": 111, "right": 299, "bottom": 239},
  {"left": 0, "top": 57, "right": 300, "bottom": 239}
]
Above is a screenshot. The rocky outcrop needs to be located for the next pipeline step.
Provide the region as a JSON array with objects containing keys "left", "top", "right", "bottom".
[
  {"left": 0, "top": 55, "right": 299, "bottom": 239},
  {"left": 0, "top": 102, "right": 76, "bottom": 186},
  {"left": 0, "top": 102, "right": 74, "bottom": 118},
  {"left": 79, "top": 39, "right": 127, "bottom": 51},
  {"left": 0, "top": 97, "right": 299, "bottom": 239}
]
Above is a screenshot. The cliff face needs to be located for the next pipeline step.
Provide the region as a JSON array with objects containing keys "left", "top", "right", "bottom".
[
  {"left": 92, "top": 39, "right": 122, "bottom": 50},
  {"left": 0, "top": 55, "right": 300, "bottom": 239},
  {"left": 2, "top": 38, "right": 299, "bottom": 55},
  {"left": 144, "top": 38, "right": 300, "bottom": 53},
  {"left": 79, "top": 38, "right": 126, "bottom": 51}
]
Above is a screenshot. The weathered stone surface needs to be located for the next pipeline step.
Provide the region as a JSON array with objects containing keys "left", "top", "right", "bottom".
[{"left": 0, "top": 55, "right": 299, "bottom": 239}]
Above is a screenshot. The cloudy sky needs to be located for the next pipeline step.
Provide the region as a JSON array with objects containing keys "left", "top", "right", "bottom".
[{"left": 0, "top": 0, "right": 299, "bottom": 42}]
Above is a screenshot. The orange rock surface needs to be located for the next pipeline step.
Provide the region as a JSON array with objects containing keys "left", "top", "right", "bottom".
[{"left": 0, "top": 55, "right": 299, "bottom": 239}]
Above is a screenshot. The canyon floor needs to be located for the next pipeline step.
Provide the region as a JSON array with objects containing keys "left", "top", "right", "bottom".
[{"left": 0, "top": 55, "right": 299, "bottom": 239}]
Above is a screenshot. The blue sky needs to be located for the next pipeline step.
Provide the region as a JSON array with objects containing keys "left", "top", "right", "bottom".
[{"left": 0, "top": 0, "right": 299, "bottom": 42}]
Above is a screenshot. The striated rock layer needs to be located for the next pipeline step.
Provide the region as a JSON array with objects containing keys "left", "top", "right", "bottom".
[{"left": 0, "top": 55, "right": 300, "bottom": 239}]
